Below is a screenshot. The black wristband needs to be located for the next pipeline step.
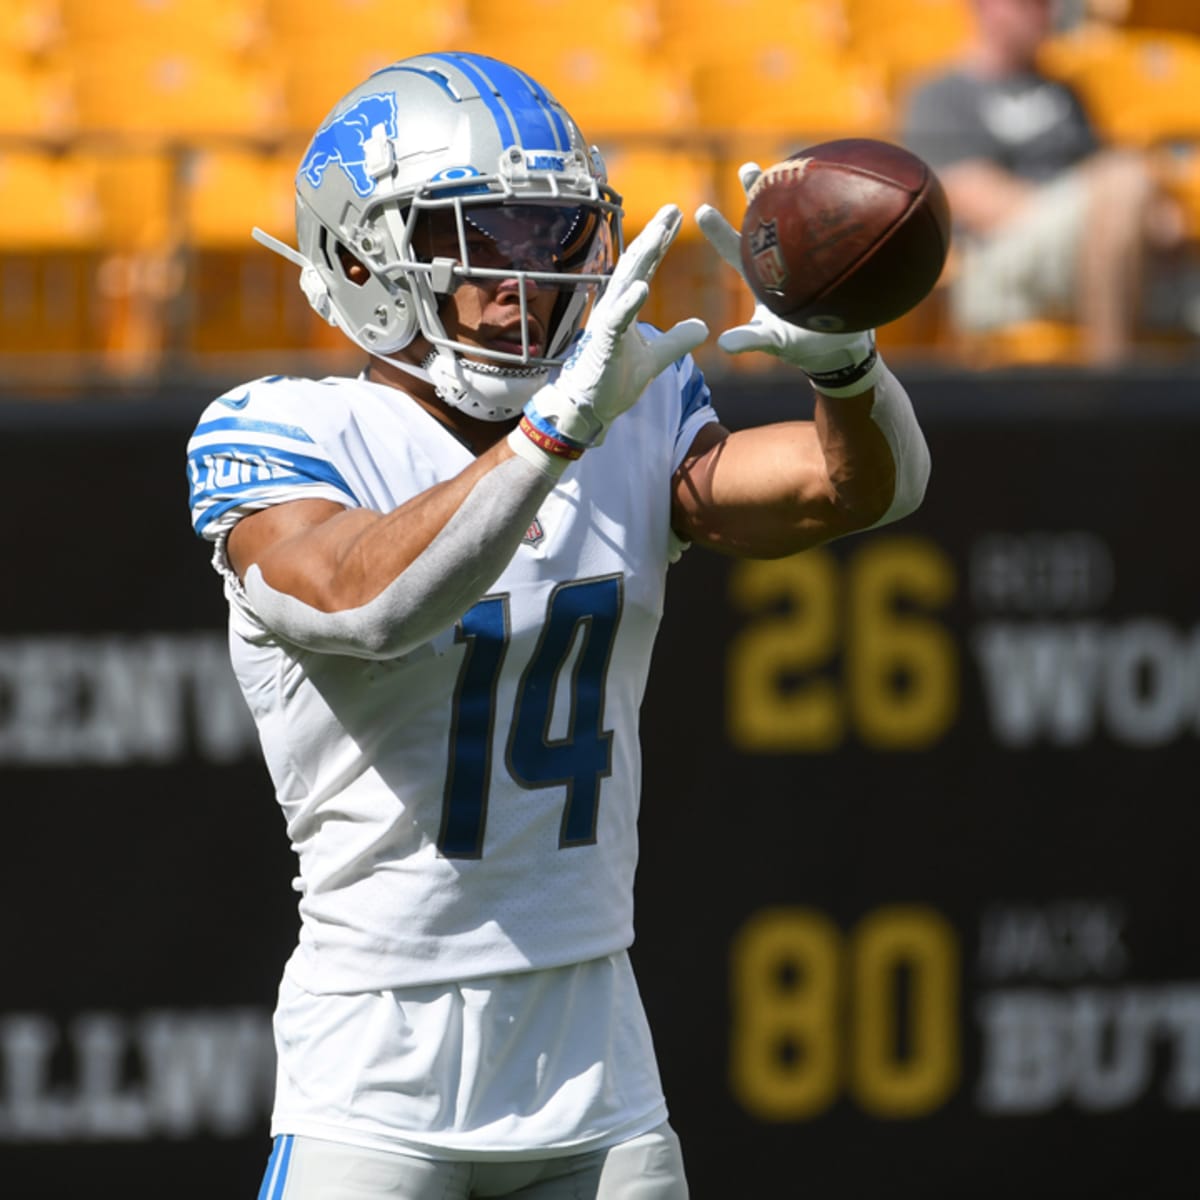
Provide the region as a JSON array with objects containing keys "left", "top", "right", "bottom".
[{"left": 804, "top": 344, "right": 879, "bottom": 391}]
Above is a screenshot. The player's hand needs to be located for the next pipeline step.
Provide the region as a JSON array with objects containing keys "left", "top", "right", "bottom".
[
  {"left": 525, "top": 204, "right": 709, "bottom": 447},
  {"left": 696, "top": 164, "right": 880, "bottom": 396}
]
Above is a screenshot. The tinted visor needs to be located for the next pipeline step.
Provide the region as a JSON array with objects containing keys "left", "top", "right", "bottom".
[{"left": 413, "top": 203, "right": 614, "bottom": 276}]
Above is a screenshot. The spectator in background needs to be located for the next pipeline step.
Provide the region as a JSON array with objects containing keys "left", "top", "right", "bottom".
[{"left": 901, "top": 0, "right": 1184, "bottom": 364}]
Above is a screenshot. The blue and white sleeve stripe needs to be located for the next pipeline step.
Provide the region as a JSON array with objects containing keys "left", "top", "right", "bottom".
[
  {"left": 187, "top": 414, "right": 357, "bottom": 540},
  {"left": 671, "top": 357, "right": 718, "bottom": 473},
  {"left": 256, "top": 1134, "right": 294, "bottom": 1200}
]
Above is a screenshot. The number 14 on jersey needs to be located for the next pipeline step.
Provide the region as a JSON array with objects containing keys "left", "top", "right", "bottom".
[{"left": 440, "top": 574, "right": 624, "bottom": 859}]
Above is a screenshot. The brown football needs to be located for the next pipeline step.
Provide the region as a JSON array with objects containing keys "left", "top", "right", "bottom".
[{"left": 739, "top": 138, "right": 952, "bottom": 333}]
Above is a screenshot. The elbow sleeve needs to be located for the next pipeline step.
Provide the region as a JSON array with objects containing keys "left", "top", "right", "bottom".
[{"left": 868, "top": 363, "right": 931, "bottom": 529}]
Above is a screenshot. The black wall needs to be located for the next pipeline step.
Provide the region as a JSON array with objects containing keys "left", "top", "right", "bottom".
[{"left": 3, "top": 367, "right": 1198, "bottom": 1197}]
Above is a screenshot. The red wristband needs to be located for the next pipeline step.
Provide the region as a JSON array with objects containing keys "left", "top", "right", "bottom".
[{"left": 517, "top": 414, "right": 586, "bottom": 461}]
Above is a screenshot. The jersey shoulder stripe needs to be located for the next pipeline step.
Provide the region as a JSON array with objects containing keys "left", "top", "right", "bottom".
[
  {"left": 678, "top": 358, "right": 713, "bottom": 428},
  {"left": 186, "top": 377, "right": 357, "bottom": 540},
  {"left": 635, "top": 322, "right": 715, "bottom": 440}
]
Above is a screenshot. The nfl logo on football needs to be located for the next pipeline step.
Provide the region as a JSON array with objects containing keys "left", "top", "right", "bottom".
[{"left": 748, "top": 219, "right": 789, "bottom": 292}]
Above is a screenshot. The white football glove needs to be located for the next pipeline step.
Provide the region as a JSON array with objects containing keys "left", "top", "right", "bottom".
[
  {"left": 696, "top": 163, "right": 882, "bottom": 397},
  {"left": 517, "top": 204, "right": 709, "bottom": 452}
]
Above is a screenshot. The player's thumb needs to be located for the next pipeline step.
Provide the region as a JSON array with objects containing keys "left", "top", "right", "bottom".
[
  {"left": 738, "top": 162, "right": 763, "bottom": 197},
  {"left": 695, "top": 205, "right": 744, "bottom": 275},
  {"left": 650, "top": 318, "right": 710, "bottom": 371},
  {"left": 716, "top": 325, "right": 770, "bottom": 356}
]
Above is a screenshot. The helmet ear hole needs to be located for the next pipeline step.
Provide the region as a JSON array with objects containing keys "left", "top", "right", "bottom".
[{"left": 334, "top": 240, "right": 371, "bottom": 288}]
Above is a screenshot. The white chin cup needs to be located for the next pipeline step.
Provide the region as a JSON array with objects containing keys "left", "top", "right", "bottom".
[{"left": 427, "top": 350, "right": 550, "bottom": 422}]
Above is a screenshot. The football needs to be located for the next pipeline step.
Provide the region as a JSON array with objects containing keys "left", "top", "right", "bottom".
[{"left": 739, "top": 138, "right": 952, "bottom": 333}]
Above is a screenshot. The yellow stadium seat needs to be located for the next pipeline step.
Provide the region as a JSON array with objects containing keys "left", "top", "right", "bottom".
[
  {"left": 265, "top": 0, "right": 468, "bottom": 42},
  {"left": 67, "top": 46, "right": 284, "bottom": 141},
  {"left": 1103, "top": 0, "right": 1200, "bottom": 38},
  {"left": 56, "top": 0, "right": 268, "bottom": 57},
  {"left": 175, "top": 144, "right": 340, "bottom": 355},
  {"left": 82, "top": 150, "right": 175, "bottom": 250},
  {"left": 268, "top": 0, "right": 472, "bottom": 130},
  {"left": 599, "top": 144, "right": 724, "bottom": 354},
  {"left": 463, "top": 0, "right": 657, "bottom": 57},
  {"left": 653, "top": 0, "right": 848, "bottom": 69},
  {"left": 180, "top": 144, "right": 296, "bottom": 246},
  {"left": 0, "top": 149, "right": 104, "bottom": 248},
  {"left": 957, "top": 319, "right": 1086, "bottom": 367},
  {"left": 0, "top": 0, "right": 61, "bottom": 60},
  {"left": 1040, "top": 26, "right": 1200, "bottom": 145},
  {"left": 277, "top": 47, "right": 401, "bottom": 134},
  {"left": 522, "top": 45, "right": 697, "bottom": 140},
  {"left": 0, "top": 57, "right": 73, "bottom": 137},
  {"left": 0, "top": 149, "right": 108, "bottom": 356},
  {"left": 694, "top": 45, "right": 892, "bottom": 209},
  {"left": 602, "top": 143, "right": 717, "bottom": 237},
  {"left": 844, "top": 0, "right": 975, "bottom": 100}
]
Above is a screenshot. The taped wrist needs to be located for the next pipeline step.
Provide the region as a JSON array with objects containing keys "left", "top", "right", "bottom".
[
  {"left": 862, "top": 362, "right": 931, "bottom": 528},
  {"left": 243, "top": 455, "right": 555, "bottom": 659},
  {"left": 804, "top": 333, "right": 881, "bottom": 398}
]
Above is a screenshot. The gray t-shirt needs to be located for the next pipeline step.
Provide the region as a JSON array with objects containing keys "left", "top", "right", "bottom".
[{"left": 901, "top": 68, "right": 1100, "bottom": 183}]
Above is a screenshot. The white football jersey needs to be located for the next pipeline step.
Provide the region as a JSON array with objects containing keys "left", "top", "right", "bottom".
[{"left": 187, "top": 334, "right": 718, "bottom": 994}]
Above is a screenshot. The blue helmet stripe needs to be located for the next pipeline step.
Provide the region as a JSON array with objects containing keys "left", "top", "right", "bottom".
[
  {"left": 525, "top": 71, "right": 571, "bottom": 149},
  {"left": 429, "top": 52, "right": 565, "bottom": 151},
  {"left": 478, "top": 57, "right": 571, "bottom": 151}
]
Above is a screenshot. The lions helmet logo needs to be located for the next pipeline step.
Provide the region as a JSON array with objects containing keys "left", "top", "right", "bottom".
[
  {"left": 748, "top": 218, "right": 789, "bottom": 293},
  {"left": 300, "top": 93, "right": 398, "bottom": 198}
]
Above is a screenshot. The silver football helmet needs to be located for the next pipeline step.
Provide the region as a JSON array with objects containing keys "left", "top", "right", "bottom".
[{"left": 254, "top": 51, "right": 623, "bottom": 420}]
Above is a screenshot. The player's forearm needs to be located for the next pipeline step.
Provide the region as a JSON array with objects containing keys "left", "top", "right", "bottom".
[
  {"left": 671, "top": 413, "right": 888, "bottom": 558},
  {"left": 675, "top": 368, "right": 929, "bottom": 558},
  {"left": 244, "top": 444, "right": 558, "bottom": 659},
  {"left": 816, "top": 365, "right": 930, "bottom": 530}
]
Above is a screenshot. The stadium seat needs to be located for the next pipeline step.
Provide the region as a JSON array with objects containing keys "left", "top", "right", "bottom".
[
  {"left": 265, "top": 0, "right": 469, "bottom": 42},
  {"left": 277, "top": 47, "right": 402, "bottom": 134},
  {"left": 56, "top": 0, "right": 268, "bottom": 58},
  {"left": 693, "top": 45, "right": 892, "bottom": 210},
  {"left": 267, "top": 0, "right": 473, "bottom": 132},
  {"left": 1100, "top": 0, "right": 1200, "bottom": 38},
  {"left": 957, "top": 318, "right": 1086, "bottom": 367},
  {"left": 526, "top": 45, "right": 698, "bottom": 140},
  {"left": 0, "top": 148, "right": 103, "bottom": 249},
  {"left": 602, "top": 143, "right": 717, "bottom": 236},
  {"left": 653, "top": 0, "right": 848, "bottom": 69},
  {"left": 0, "top": 0, "right": 61, "bottom": 61},
  {"left": 66, "top": 46, "right": 285, "bottom": 141},
  {"left": 176, "top": 144, "right": 342, "bottom": 355},
  {"left": 1040, "top": 26, "right": 1200, "bottom": 145},
  {"left": 843, "top": 0, "right": 975, "bottom": 100},
  {"left": 0, "top": 149, "right": 108, "bottom": 356},
  {"left": 463, "top": 0, "right": 658, "bottom": 58},
  {"left": 0, "top": 56, "right": 73, "bottom": 138},
  {"left": 178, "top": 144, "right": 294, "bottom": 248}
]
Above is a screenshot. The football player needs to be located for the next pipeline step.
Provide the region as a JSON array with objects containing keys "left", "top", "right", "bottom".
[{"left": 187, "top": 51, "right": 930, "bottom": 1200}]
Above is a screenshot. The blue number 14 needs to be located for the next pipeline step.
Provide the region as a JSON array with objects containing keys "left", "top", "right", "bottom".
[{"left": 439, "top": 574, "right": 624, "bottom": 858}]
